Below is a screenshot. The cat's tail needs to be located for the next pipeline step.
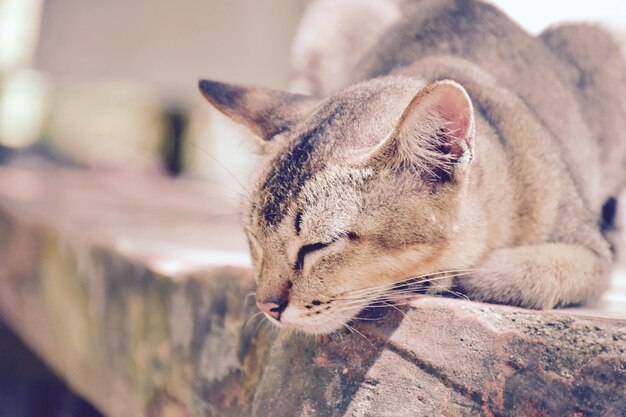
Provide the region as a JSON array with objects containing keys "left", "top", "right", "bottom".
[{"left": 289, "top": 0, "right": 405, "bottom": 96}]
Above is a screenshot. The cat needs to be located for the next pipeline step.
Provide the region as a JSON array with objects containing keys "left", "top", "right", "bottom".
[{"left": 199, "top": 0, "right": 626, "bottom": 335}]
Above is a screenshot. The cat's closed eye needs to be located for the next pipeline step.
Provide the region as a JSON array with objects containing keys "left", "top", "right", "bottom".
[{"left": 295, "top": 239, "right": 338, "bottom": 271}]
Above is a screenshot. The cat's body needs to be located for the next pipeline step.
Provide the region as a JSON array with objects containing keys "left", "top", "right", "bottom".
[{"left": 201, "top": 0, "right": 626, "bottom": 334}]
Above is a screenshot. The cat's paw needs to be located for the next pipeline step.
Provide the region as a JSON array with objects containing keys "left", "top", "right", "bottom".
[{"left": 457, "top": 270, "right": 560, "bottom": 309}]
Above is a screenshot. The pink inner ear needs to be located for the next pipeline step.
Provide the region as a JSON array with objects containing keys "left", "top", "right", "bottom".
[{"left": 433, "top": 87, "right": 473, "bottom": 141}]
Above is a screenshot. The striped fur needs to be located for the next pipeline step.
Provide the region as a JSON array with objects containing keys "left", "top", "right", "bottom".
[{"left": 200, "top": 0, "right": 626, "bottom": 334}]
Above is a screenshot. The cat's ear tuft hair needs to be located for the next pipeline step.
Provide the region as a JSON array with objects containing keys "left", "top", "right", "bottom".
[
  {"left": 199, "top": 79, "right": 317, "bottom": 147},
  {"left": 363, "top": 80, "right": 474, "bottom": 181}
]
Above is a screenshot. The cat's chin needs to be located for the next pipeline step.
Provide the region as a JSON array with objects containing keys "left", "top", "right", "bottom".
[
  {"left": 277, "top": 306, "right": 363, "bottom": 335},
  {"left": 285, "top": 321, "right": 346, "bottom": 336}
]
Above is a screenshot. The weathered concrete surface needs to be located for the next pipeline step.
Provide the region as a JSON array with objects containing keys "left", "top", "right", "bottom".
[{"left": 0, "top": 168, "right": 625, "bottom": 417}]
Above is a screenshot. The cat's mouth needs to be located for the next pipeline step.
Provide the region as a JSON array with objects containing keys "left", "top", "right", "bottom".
[
  {"left": 265, "top": 290, "right": 423, "bottom": 335},
  {"left": 274, "top": 304, "right": 367, "bottom": 335},
  {"left": 259, "top": 272, "right": 459, "bottom": 334}
]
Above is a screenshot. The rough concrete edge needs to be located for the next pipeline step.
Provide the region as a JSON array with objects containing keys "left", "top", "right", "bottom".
[{"left": 0, "top": 201, "right": 262, "bottom": 417}]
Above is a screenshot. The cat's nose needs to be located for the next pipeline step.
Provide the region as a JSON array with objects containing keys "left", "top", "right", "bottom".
[{"left": 256, "top": 296, "right": 288, "bottom": 321}]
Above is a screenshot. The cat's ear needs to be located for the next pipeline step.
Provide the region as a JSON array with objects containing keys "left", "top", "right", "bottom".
[
  {"left": 362, "top": 80, "right": 474, "bottom": 180},
  {"left": 199, "top": 79, "right": 317, "bottom": 146}
]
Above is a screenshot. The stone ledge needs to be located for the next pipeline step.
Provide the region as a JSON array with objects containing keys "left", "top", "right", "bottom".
[{"left": 0, "top": 168, "right": 624, "bottom": 417}]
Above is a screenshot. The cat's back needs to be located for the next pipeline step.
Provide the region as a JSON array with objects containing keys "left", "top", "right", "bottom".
[
  {"left": 292, "top": 0, "right": 626, "bottom": 207},
  {"left": 541, "top": 24, "right": 626, "bottom": 194}
]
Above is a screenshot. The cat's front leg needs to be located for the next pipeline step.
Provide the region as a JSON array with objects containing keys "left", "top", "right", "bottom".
[{"left": 456, "top": 243, "right": 612, "bottom": 309}]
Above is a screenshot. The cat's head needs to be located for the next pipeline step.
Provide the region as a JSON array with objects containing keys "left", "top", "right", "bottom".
[{"left": 200, "top": 76, "right": 475, "bottom": 334}]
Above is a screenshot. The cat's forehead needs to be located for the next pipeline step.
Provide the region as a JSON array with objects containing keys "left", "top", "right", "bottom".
[
  {"left": 295, "top": 166, "right": 373, "bottom": 234},
  {"left": 248, "top": 163, "right": 372, "bottom": 237},
  {"left": 250, "top": 79, "right": 419, "bottom": 229}
]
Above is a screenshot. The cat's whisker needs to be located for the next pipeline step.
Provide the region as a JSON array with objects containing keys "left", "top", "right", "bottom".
[
  {"left": 342, "top": 322, "right": 373, "bottom": 345},
  {"left": 191, "top": 194, "right": 244, "bottom": 202},
  {"left": 342, "top": 315, "right": 381, "bottom": 321},
  {"left": 189, "top": 176, "right": 253, "bottom": 202},
  {"left": 317, "top": 311, "right": 372, "bottom": 344},
  {"left": 254, "top": 315, "right": 269, "bottom": 332},
  {"left": 135, "top": 209, "right": 243, "bottom": 235},
  {"left": 331, "top": 270, "right": 483, "bottom": 314},
  {"left": 323, "top": 311, "right": 382, "bottom": 322},
  {"left": 262, "top": 318, "right": 274, "bottom": 331},
  {"left": 333, "top": 285, "right": 430, "bottom": 305},
  {"left": 333, "top": 285, "right": 426, "bottom": 303},
  {"left": 332, "top": 268, "right": 487, "bottom": 299},
  {"left": 243, "top": 311, "right": 266, "bottom": 330},
  {"left": 377, "top": 300, "right": 417, "bottom": 328},
  {"left": 345, "top": 267, "right": 494, "bottom": 297},
  {"left": 331, "top": 292, "right": 383, "bottom": 308},
  {"left": 244, "top": 292, "right": 257, "bottom": 306},
  {"left": 241, "top": 291, "right": 259, "bottom": 318},
  {"left": 332, "top": 272, "right": 470, "bottom": 302},
  {"left": 193, "top": 212, "right": 243, "bottom": 226},
  {"left": 428, "top": 284, "right": 470, "bottom": 301},
  {"left": 191, "top": 141, "right": 249, "bottom": 194},
  {"left": 335, "top": 272, "right": 436, "bottom": 296},
  {"left": 327, "top": 330, "right": 339, "bottom": 343},
  {"left": 332, "top": 294, "right": 416, "bottom": 311}
]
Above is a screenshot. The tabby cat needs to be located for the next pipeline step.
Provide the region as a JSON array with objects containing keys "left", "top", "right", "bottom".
[{"left": 200, "top": 0, "right": 626, "bottom": 334}]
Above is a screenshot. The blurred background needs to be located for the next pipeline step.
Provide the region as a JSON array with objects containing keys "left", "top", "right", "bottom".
[
  {"left": 0, "top": 0, "right": 311, "bottom": 191},
  {"left": 0, "top": 1, "right": 624, "bottom": 416}
]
